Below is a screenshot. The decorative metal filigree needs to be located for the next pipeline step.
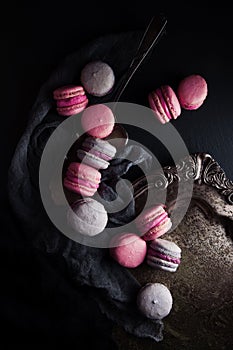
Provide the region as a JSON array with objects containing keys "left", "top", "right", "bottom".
[{"left": 133, "top": 153, "right": 233, "bottom": 205}]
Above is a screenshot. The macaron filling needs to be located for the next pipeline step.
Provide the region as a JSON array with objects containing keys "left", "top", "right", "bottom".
[
  {"left": 66, "top": 165, "right": 101, "bottom": 183},
  {"left": 57, "top": 94, "right": 87, "bottom": 107},
  {"left": 82, "top": 147, "right": 112, "bottom": 161},
  {"left": 143, "top": 219, "right": 172, "bottom": 240},
  {"left": 140, "top": 212, "right": 168, "bottom": 234},
  {"left": 77, "top": 150, "right": 109, "bottom": 169},
  {"left": 53, "top": 85, "right": 85, "bottom": 99},
  {"left": 147, "top": 249, "right": 180, "bottom": 264},
  {"left": 151, "top": 244, "right": 181, "bottom": 259},
  {"left": 147, "top": 256, "right": 178, "bottom": 270},
  {"left": 65, "top": 175, "right": 99, "bottom": 189}
]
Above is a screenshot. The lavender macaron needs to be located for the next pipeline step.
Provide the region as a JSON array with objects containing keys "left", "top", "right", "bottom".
[
  {"left": 67, "top": 198, "right": 108, "bottom": 236},
  {"left": 80, "top": 61, "right": 115, "bottom": 97},
  {"left": 147, "top": 238, "right": 181, "bottom": 272},
  {"left": 77, "top": 136, "right": 116, "bottom": 170},
  {"left": 137, "top": 283, "right": 173, "bottom": 320}
]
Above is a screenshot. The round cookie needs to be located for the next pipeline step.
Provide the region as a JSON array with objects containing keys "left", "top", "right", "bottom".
[
  {"left": 81, "top": 61, "right": 115, "bottom": 97},
  {"left": 137, "top": 283, "right": 173, "bottom": 319},
  {"left": 109, "top": 232, "right": 147, "bottom": 268},
  {"left": 177, "top": 74, "right": 208, "bottom": 110},
  {"left": 81, "top": 104, "right": 115, "bottom": 138},
  {"left": 67, "top": 198, "right": 108, "bottom": 236}
]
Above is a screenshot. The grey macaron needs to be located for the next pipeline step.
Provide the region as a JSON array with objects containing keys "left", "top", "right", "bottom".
[
  {"left": 67, "top": 198, "right": 108, "bottom": 236},
  {"left": 80, "top": 61, "right": 115, "bottom": 97},
  {"left": 77, "top": 136, "right": 116, "bottom": 170},
  {"left": 137, "top": 283, "right": 173, "bottom": 320}
]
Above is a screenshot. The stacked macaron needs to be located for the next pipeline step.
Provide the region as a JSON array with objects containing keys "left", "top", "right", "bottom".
[
  {"left": 77, "top": 136, "right": 116, "bottom": 170},
  {"left": 109, "top": 204, "right": 182, "bottom": 273},
  {"left": 53, "top": 85, "right": 88, "bottom": 116},
  {"left": 63, "top": 103, "right": 116, "bottom": 237},
  {"left": 147, "top": 238, "right": 181, "bottom": 272},
  {"left": 64, "top": 103, "right": 116, "bottom": 194},
  {"left": 148, "top": 85, "right": 181, "bottom": 124},
  {"left": 63, "top": 162, "right": 101, "bottom": 197},
  {"left": 148, "top": 74, "right": 208, "bottom": 123},
  {"left": 135, "top": 204, "right": 172, "bottom": 241}
]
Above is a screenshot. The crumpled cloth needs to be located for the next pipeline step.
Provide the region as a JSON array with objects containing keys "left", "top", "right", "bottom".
[{"left": 8, "top": 31, "right": 164, "bottom": 342}]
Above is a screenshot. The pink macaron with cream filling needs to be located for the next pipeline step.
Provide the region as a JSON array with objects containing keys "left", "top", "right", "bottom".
[
  {"left": 53, "top": 85, "right": 88, "bottom": 116},
  {"left": 63, "top": 162, "right": 101, "bottom": 197},
  {"left": 109, "top": 232, "right": 147, "bottom": 268},
  {"left": 135, "top": 205, "right": 172, "bottom": 241},
  {"left": 148, "top": 85, "right": 181, "bottom": 124}
]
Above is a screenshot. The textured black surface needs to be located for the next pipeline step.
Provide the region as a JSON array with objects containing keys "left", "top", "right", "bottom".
[{"left": 3, "top": 2, "right": 233, "bottom": 348}]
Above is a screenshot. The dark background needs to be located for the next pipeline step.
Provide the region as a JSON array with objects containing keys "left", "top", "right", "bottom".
[{"left": 2, "top": 1, "right": 233, "bottom": 348}]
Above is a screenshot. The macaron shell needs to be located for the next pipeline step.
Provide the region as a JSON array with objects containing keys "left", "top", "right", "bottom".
[
  {"left": 53, "top": 85, "right": 85, "bottom": 99},
  {"left": 81, "top": 61, "right": 115, "bottom": 97},
  {"left": 81, "top": 104, "right": 115, "bottom": 138},
  {"left": 83, "top": 137, "right": 117, "bottom": 158},
  {"left": 177, "top": 74, "right": 208, "bottom": 110},
  {"left": 110, "top": 233, "right": 147, "bottom": 268},
  {"left": 57, "top": 99, "right": 88, "bottom": 116},
  {"left": 67, "top": 198, "right": 108, "bottom": 236},
  {"left": 67, "top": 162, "right": 101, "bottom": 182},
  {"left": 63, "top": 179, "right": 97, "bottom": 197},
  {"left": 56, "top": 94, "right": 87, "bottom": 107},
  {"left": 137, "top": 283, "right": 173, "bottom": 320},
  {"left": 150, "top": 238, "right": 181, "bottom": 258},
  {"left": 77, "top": 149, "right": 109, "bottom": 169},
  {"left": 64, "top": 162, "right": 101, "bottom": 196}
]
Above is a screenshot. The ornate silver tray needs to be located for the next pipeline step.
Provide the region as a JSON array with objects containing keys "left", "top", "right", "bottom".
[{"left": 113, "top": 153, "right": 233, "bottom": 350}]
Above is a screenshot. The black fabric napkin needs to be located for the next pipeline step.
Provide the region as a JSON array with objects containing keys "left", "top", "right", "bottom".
[{"left": 8, "top": 31, "right": 164, "bottom": 342}]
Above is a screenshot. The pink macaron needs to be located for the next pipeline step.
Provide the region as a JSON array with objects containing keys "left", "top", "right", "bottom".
[
  {"left": 177, "top": 74, "right": 208, "bottom": 110},
  {"left": 81, "top": 104, "right": 115, "bottom": 138},
  {"left": 63, "top": 162, "right": 101, "bottom": 197},
  {"left": 148, "top": 85, "right": 181, "bottom": 124},
  {"left": 135, "top": 205, "right": 172, "bottom": 241},
  {"left": 53, "top": 85, "right": 88, "bottom": 116},
  {"left": 109, "top": 232, "right": 147, "bottom": 268}
]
